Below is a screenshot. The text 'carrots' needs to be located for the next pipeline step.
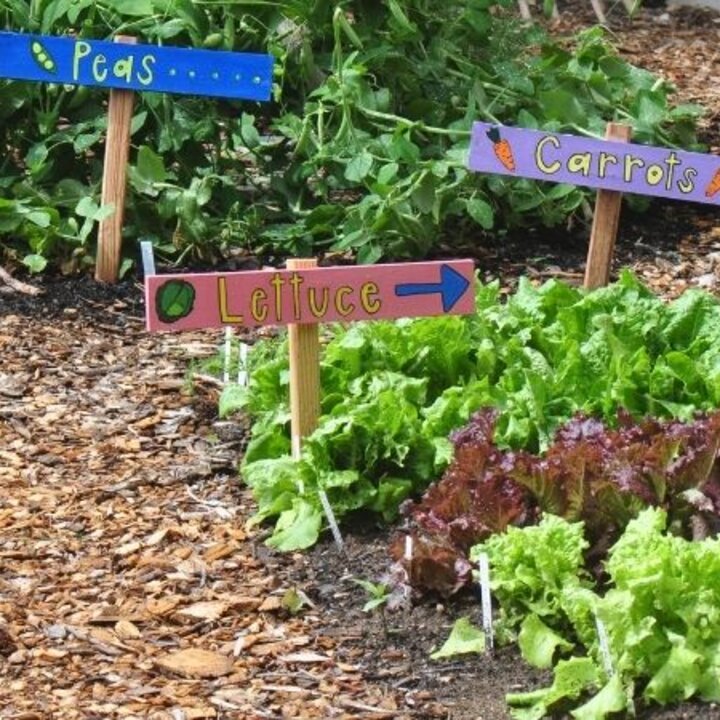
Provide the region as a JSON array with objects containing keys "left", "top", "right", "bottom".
[{"left": 486, "top": 127, "right": 516, "bottom": 172}]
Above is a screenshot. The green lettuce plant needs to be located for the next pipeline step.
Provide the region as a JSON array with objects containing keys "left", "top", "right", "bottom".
[{"left": 219, "top": 273, "right": 720, "bottom": 551}]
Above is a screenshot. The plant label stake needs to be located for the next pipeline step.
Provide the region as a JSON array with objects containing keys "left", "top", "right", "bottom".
[
  {"left": 594, "top": 614, "right": 615, "bottom": 676},
  {"left": 237, "top": 342, "right": 249, "bottom": 387},
  {"left": 285, "top": 258, "right": 343, "bottom": 550},
  {"left": 468, "top": 121, "right": 720, "bottom": 288},
  {"left": 144, "top": 258, "right": 475, "bottom": 549},
  {"left": 404, "top": 535, "right": 413, "bottom": 562},
  {"left": 477, "top": 552, "right": 494, "bottom": 651},
  {"left": 223, "top": 326, "right": 233, "bottom": 385},
  {"left": 584, "top": 123, "right": 632, "bottom": 290},
  {"left": 0, "top": 31, "right": 273, "bottom": 283}
]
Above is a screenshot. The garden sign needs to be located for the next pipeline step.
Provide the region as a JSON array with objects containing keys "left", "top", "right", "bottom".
[
  {"left": 0, "top": 31, "right": 274, "bottom": 282},
  {"left": 145, "top": 261, "right": 475, "bottom": 332},
  {"left": 144, "top": 255, "right": 475, "bottom": 550},
  {"left": 468, "top": 121, "right": 720, "bottom": 287}
]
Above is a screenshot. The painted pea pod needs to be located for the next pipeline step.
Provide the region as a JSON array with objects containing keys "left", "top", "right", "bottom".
[{"left": 30, "top": 40, "right": 57, "bottom": 74}]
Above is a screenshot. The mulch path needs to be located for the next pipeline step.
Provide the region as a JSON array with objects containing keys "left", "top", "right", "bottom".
[
  {"left": 0, "top": 288, "right": 442, "bottom": 719},
  {"left": 2, "top": 4, "right": 720, "bottom": 719}
]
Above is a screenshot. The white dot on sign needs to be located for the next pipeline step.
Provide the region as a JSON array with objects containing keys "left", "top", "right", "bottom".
[
  {"left": 212, "top": 72, "right": 219, "bottom": 79},
  {"left": 169, "top": 68, "right": 176, "bottom": 76},
  {"left": 234, "top": 73, "right": 241, "bottom": 81},
  {"left": 188, "top": 70, "right": 196, "bottom": 78},
  {"left": 252, "top": 76, "right": 261, "bottom": 84}
]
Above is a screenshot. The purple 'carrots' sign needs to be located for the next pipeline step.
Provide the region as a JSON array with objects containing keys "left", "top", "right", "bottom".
[{"left": 468, "top": 122, "right": 720, "bottom": 205}]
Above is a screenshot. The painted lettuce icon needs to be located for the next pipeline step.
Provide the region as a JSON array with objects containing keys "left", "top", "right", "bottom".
[{"left": 156, "top": 279, "right": 195, "bottom": 323}]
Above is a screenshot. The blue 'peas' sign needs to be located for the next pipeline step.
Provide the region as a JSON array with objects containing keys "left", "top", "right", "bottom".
[{"left": 0, "top": 31, "right": 273, "bottom": 100}]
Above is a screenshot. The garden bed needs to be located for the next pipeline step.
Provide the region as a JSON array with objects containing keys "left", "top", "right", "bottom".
[{"left": 2, "top": 4, "right": 720, "bottom": 718}]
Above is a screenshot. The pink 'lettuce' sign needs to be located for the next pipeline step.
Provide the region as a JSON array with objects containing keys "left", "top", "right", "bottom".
[
  {"left": 469, "top": 122, "right": 720, "bottom": 205},
  {"left": 145, "top": 260, "right": 475, "bottom": 332}
]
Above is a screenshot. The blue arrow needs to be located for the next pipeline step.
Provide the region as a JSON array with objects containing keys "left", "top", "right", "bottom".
[{"left": 394, "top": 264, "right": 470, "bottom": 312}]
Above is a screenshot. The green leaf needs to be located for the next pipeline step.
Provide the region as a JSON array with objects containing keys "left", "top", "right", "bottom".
[
  {"left": 431, "top": 617, "right": 485, "bottom": 659},
  {"left": 466, "top": 197, "right": 494, "bottom": 229},
  {"left": 345, "top": 151, "right": 374, "bottom": 183},
  {"left": 26, "top": 143, "right": 48, "bottom": 173},
  {"left": 518, "top": 614, "right": 574, "bottom": 669},
  {"left": 25, "top": 210, "right": 52, "bottom": 228},
  {"left": 136, "top": 145, "right": 167, "bottom": 184},
  {"left": 219, "top": 384, "right": 250, "bottom": 418},
  {"left": 377, "top": 162, "right": 399, "bottom": 185},
  {"left": 571, "top": 675, "right": 628, "bottom": 720},
  {"left": 507, "top": 657, "right": 599, "bottom": 719},
  {"left": 266, "top": 499, "right": 323, "bottom": 552},
  {"left": 75, "top": 196, "right": 115, "bottom": 222},
  {"left": 22, "top": 253, "right": 47, "bottom": 273},
  {"left": 113, "top": 0, "right": 153, "bottom": 16}
]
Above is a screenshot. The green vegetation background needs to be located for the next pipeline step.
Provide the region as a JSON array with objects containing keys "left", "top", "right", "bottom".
[{"left": 0, "top": 0, "right": 704, "bottom": 274}]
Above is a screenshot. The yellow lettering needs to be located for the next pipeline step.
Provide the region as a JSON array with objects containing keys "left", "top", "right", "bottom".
[
  {"left": 113, "top": 56, "right": 134, "bottom": 83},
  {"left": 335, "top": 286, "right": 355, "bottom": 317},
  {"left": 567, "top": 152, "right": 591, "bottom": 177},
  {"left": 535, "top": 136, "right": 561, "bottom": 175},
  {"left": 624, "top": 155, "right": 645, "bottom": 183},
  {"left": 137, "top": 55, "right": 156, "bottom": 86},
  {"left": 646, "top": 164, "right": 664, "bottom": 187},
  {"left": 218, "top": 277, "right": 243, "bottom": 324},
  {"left": 678, "top": 168, "right": 697, "bottom": 194},
  {"left": 598, "top": 152, "right": 618, "bottom": 179},
  {"left": 289, "top": 272, "right": 303, "bottom": 321},
  {"left": 308, "top": 287, "right": 329, "bottom": 318},
  {"left": 360, "top": 282, "right": 381, "bottom": 314},
  {"left": 250, "top": 288, "right": 268, "bottom": 323},
  {"left": 664, "top": 152, "right": 681, "bottom": 191},
  {"left": 72, "top": 41, "right": 92, "bottom": 81},
  {"left": 270, "top": 273, "right": 284, "bottom": 323},
  {"left": 92, "top": 54, "right": 108, "bottom": 82}
]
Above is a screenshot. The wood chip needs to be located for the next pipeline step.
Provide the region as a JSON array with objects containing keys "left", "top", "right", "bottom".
[
  {"left": 155, "top": 649, "right": 234, "bottom": 679},
  {"left": 279, "top": 651, "right": 332, "bottom": 664},
  {"left": 176, "top": 601, "right": 228, "bottom": 622}
]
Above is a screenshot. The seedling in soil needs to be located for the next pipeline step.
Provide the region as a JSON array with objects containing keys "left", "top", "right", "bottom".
[{"left": 353, "top": 578, "right": 392, "bottom": 636}]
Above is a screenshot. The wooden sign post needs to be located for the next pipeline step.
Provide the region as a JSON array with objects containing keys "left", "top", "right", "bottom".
[
  {"left": 286, "top": 258, "right": 321, "bottom": 460},
  {"left": 0, "top": 31, "right": 274, "bottom": 282},
  {"left": 584, "top": 123, "right": 632, "bottom": 289},
  {"left": 468, "top": 121, "right": 720, "bottom": 288},
  {"left": 144, "top": 258, "right": 476, "bottom": 548},
  {"left": 96, "top": 36, "right": 137, "bottom": 283}
]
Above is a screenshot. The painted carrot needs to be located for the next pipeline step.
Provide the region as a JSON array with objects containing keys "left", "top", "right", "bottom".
[
  {"left": 486, "top": 127, "right": 516, "bottom": 172},
  {"left": 705, "top": 167, "right": 720, "bottom": 198},
  {"left": 30, "top": 40, "right": 57, "bottom": 74}
]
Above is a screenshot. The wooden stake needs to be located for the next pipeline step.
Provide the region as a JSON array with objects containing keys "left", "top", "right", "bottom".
[
  {"left": 584, "top": 122, "right": 632, "bottom": 290},
  {"left": 286, "top": 258, "right": 344, "bottom": 550},
  {"left": 95, "top": 35, "right": 137, "bottom": 284},
  {"left": 287, "top": 258, "right": 321, "bottom": 457}
]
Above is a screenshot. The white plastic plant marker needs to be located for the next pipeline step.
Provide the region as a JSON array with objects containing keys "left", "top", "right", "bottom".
[
  {"left": 222, "top": 326, "right": 232, "bottom": 385},
  {"left": 478, "top": 552, "right": 494, "bottom": 651},
  {"left": 318, "top": 488, "right": 344, "bottom": 551},
  {"left": 595, "top": 614, "right": 614, "bottom": 676},
  {"left": 140, "top": 241, "right": 156, "bottom": 276},
  {"left": 237, "top": 342, "right": 249, "bottom": 386},
  {"left": 291, "top": 434, "right": 305, "bottom": 494},
  {"left": 404, "top": 535, "right": 413, "bottom": 562}
]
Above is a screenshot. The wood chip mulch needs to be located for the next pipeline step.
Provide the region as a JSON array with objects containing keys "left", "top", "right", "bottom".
[{"left": 0, "top": 306, "right": 440, "bottom": 719}]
